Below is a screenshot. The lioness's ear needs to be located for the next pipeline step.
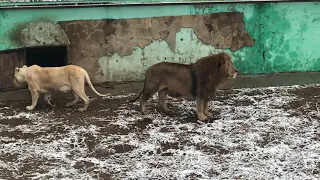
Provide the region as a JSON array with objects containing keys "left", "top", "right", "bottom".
[
  {"left": 22, "top": 65, "right": 27, "bottom": 68},
  {"left": 15, "top": 67, "right": 19, "bottom": 72}
]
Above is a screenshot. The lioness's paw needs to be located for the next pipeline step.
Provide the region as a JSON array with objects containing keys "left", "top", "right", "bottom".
[
  {"left": 78, "top": 108, "right": 86, "bottom": 112},
  {"left": 26, "top": 106, "right": 34, "bottom": 111},
  {"left": 66, "top": 103, "right": 73, "bottom": 107},
  {"left": 48, "top": 102, "right": 56, "bottom": 107}
]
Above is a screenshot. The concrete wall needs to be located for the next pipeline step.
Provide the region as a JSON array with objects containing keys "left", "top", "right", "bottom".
[{"left": 0, "top": 1, "right": 320, "bottom": 82}]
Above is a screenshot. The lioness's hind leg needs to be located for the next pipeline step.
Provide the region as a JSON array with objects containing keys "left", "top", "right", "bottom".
[
  {"left": 70, "top": 78, "right": 89, "bottom": 111},
  {"left": 74, "top": 91, "right": 89, "bottom": 111},
  {"left": 44, "top": 93, "right": 56, "bottom": 107},
  {"left": 66, "top": 92, "right": 79, "bottom": 107},
  {"left": 158, "top": 89, "right": 173, "bottom": 113}
]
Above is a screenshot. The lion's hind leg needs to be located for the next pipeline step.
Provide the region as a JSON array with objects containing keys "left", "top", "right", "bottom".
[
  {"left": 140, "top": 93, "right": 152, "bottom": 114},
  {"left": 139, "top": 81, "right": 160, "bottom": 115},
  {"left": 158, "top": 88, "right": 173, "bottom": 113}
]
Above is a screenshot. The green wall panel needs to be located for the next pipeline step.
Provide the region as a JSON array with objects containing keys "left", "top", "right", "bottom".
[{"left": 0, "top": 1, "right": 320, "bottom": 77}]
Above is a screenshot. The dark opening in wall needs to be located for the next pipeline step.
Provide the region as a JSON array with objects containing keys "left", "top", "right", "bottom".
[{"left": 26, "top": 46, "right": 68, "bottom": 67}]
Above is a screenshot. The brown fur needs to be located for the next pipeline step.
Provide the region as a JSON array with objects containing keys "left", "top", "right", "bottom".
[{"left": 129, "top": 52, "right": 238, "bottom": 121}]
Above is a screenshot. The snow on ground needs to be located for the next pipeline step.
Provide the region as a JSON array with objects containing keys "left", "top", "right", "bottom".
[{"left": 0, "top": 84, "right": 319, "bottom": 179}]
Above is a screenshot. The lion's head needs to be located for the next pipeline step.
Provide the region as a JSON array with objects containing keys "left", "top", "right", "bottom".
[
  {"left": 219, "top": 52, "right": 238, "bottom": 78},
  {"left": 13, "top": 65, "right": 28, "bottom": 87}
]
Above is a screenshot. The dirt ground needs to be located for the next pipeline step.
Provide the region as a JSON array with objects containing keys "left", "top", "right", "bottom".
[{"left": 0, "top": 73, "right": 320, "bottom": 179}]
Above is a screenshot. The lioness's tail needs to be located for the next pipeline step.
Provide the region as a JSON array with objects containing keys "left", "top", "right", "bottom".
[
  {"left": 84, "top": 71, "right": 110, "bottom": 97},
  {"left": 128, "top": 78, "right": 146, "bottom": 103}
]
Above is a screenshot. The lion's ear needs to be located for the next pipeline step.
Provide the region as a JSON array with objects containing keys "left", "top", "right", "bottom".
[
  {"left": 219, "top": 59, "right": 226, "bottom": 67},
  {"left": 22, "top": 65, "right": 27, "bottom": 68},
  {"left": 15, "top": 67, "right": 20, "bottom": 72}
]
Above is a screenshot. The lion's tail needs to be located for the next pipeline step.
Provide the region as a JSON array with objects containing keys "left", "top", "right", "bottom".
[
  {"left": 84, "top": 71, "right": 110, "bottom": 97},
  {"left": 128, "top": 78, "right": 146, "bottom": 103}
]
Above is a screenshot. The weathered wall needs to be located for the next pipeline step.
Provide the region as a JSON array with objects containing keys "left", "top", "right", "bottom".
[
  {"left": 0, "top": 2, "right": 320, "bottom": 82},
  {"left": 57, "top": 13, "right": 254, "bottom": 81}
]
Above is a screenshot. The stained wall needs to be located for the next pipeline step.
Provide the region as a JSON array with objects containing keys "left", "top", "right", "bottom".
[{"left": 0, "top": 1, "right": 319, "bottom": 82}]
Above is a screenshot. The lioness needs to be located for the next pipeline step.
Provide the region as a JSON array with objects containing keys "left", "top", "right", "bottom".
[
  {"left": 129, "top": 52, "right": 238, "bottom": 121},
  {"left": 14, "top": 65, "right": 110, "bottom": 111}
]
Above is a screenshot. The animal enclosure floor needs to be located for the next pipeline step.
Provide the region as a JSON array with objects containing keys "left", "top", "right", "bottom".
[{"left": 0, "top": 84, "right": 319, "bottom": 179}]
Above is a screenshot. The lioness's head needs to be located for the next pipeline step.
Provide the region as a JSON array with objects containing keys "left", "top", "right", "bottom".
[
  {"left": 219, "top": 52, "right": 238, "bottom": 78},
  {"left": 14, "top": 65, "right": 28, "bottom": 87}
]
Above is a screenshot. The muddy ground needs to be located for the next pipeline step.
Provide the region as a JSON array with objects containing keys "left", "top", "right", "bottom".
[{"left": 0, "top": 80, "right": 320, "bottom": 179}]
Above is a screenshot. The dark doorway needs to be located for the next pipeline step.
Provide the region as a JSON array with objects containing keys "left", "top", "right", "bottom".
[{"left": 26, "top": 46, "right": 68, "bottom": 67}]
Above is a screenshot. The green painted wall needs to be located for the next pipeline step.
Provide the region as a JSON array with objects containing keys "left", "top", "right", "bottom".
[
  {"left": 1, "top": 1, "right": 320, "bottom": 79},
  {"left": 0, "top": 0, "right": 223, "bottom": 6}
]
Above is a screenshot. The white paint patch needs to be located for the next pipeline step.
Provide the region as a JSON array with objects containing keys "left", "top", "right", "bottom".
[{"left": 0, "top": 84, "right": 319, "bottom": 179}]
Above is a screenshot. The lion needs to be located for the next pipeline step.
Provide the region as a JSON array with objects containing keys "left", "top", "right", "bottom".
[
  {"left": 129, "top": 52, "right": 238, "bottom": 121},
  {"left": 13, "top": 64, "right": 110, "bottom": 111}
]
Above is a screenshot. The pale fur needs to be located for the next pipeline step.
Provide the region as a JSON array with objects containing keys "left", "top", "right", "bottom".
[{"left": 14, "top": 64, "right": 110, "bottom": 111}]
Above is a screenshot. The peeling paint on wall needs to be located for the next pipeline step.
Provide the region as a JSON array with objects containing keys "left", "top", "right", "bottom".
[
  {"left": 1, "top": 2, "right": 320, "bottom": 83},
  {"left": 99, "top": 28, "right": 221, "bottom": 82},
  {"left": 231, "top": 3, "right": 320, "bottom": 74},
  {"left": 56, "top": 13, "right": 254, "bottom": 82},
  {"left": 59, "top": 13, "right": 254, "bottom": 58},
  {"left": 20, "top": 21, "right": 70, "bottom": 47}
]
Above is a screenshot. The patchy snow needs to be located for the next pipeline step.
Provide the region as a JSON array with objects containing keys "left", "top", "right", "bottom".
[{"left": 0, "top": 84, "right": 319, "bottom": 179}]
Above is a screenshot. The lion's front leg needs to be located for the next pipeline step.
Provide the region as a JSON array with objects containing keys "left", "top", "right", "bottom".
[
  {"left": 196, "top": 97, "right": 208, "bottom": 121},
  {"left": 203, "top": 99, "right": 213, "bottom": 118},
  {"left": 26, "top": 88, "right": 40, "bottom": 111}
]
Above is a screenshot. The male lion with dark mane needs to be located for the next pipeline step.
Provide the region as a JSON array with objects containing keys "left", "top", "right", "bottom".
[
  {"left": 129, "top": 52, "right": 238, "bottom": 121},
  {"left": 13, "top": 65, "right": 110, "bottom": 111}
]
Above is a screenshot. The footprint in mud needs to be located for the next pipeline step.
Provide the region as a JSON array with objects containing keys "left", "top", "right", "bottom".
[{"left": 133, "top": 118, "right": 153, "bottom": 131}]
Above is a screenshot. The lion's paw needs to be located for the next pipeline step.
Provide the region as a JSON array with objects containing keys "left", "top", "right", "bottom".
[
  {"left": 204, "top": 111, "right": 213, "bottom": 118},
  {"left": 197, "top": 113, "right": 208, "bottom": 121},
  {"left": 166, "top": 109, "right": 174, "bottom": 114},
  {"left": 141, "top": 109, "right": 150, "bottom": 115},
  {"left": 26, "top": 106, "right": 34, "bottom": 111}
]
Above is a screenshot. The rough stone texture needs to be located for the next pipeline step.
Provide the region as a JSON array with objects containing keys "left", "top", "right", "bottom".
[
  {"left": 58, "top": 12, "right": 254, "bottom": 82},
  {"left": 59, "top": 12, "right": 254, "bottom": 58},
  {"left": 20, "top": 21, "right": 70, "bottom": 47},
  {"left": 59, "top": 20, "right": 108, "bottom": 83}
]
